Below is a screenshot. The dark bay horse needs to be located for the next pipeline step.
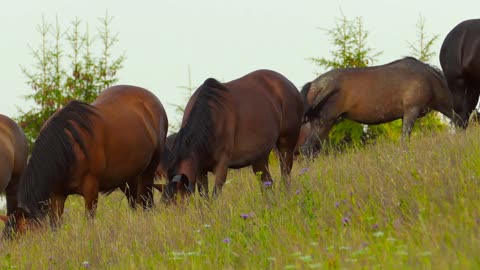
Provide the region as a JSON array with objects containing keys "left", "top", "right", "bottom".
[
  {"left": 0, "top": 115, "right": 28, "bottom": 217},
  {"left": 162, "top": 69, "right": 303, "bottom": 202},
  {"left": 2, "top": 85, "right": 168, "bottom": 237},
  {"left": 440, "top": 19, "right": 480, "bottom": 128},
  {"left": 301, "top": 57, "right": 454, "bottom": 154}
]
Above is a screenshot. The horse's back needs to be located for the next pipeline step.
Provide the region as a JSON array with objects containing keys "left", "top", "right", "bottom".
[
  {"left": 0, "top": 115, "right": 28, "bottom": 192},
  {"left": 440, "top": 19, "right": 480, "bottom": 79},
  {"left": 91, "top": 85, "right": 168, "bottom": 182},
  {"left": 223, "top": 70, "right": 303, "bottom": 165},
  {"left": 226, "top": 69, "right": 303, "bottom": 128}
]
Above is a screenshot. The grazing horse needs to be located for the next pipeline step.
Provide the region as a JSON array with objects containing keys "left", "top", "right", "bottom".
[
  {"left": 162, "top": 69, "right": 303, "bottom": 202},
  {"left": 0, "top": 115, "right": 28, "bottom": 217},
  {"left": 440, "top": 19, "right": 480, "bottom": 128},
  {"left": 2, "top": 85, "right": 168, "bottom": 238},
  {"left": 301, "top": 57, "right": 454, "bottom": 155},
  {"left": 153, "top": 132, "right": 176, "bottom": 193}
]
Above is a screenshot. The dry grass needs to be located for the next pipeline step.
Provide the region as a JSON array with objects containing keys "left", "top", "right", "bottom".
[{"left": 1, "top": 126, "right": 480, "bottom": 269}]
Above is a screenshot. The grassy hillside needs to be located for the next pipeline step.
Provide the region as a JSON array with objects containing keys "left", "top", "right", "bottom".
[{"left": 1, "top": 126, "right": 479, "bottom": 269}]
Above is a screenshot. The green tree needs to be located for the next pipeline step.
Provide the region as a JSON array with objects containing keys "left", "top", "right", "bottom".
[
  {"left": 17, "top": 14, "right": 125, "bottom": 146},
  {"left": 367, "top": 15, "right": 447, "bottom": 141},
  {"left": 169, "top": 67, "right": 196, "bottom": 133},
  {"left": 309, "top": 15, "right": 381, "bottom": 148}
]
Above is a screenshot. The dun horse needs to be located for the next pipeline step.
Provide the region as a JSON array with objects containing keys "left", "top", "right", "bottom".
[
  {"left": 2, "top": 85, "right": 168, "bottom": 238},
  {"left": 162, "top": 69, "right": 303, "bottom": 202},
  {"left": 440, "top": 19, "right": 480, "bottom": 128},
  {"left": 301, "top": 57, "right": 454, "bottom": 155},
  {"left": 0, "top": 115, "right": 28, "bottom": 217}
]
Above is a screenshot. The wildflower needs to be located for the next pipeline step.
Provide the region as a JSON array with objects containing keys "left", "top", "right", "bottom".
[
  {"left": 299, "top": 167, "right": 309, "bottom": 175},
  {"left": 82, "top": 261, "right": 90, "bottom": 268},
  {"left": 342, "top": 217, "right": 350, "bottom": 225},
  {"left": 263, "top": 181, "right": 273, "bottom": 187},
  {"left": 334, "top": 202, "right": 340, "bottom": 208},
  {"left": 295, "top": 189, "right": 301, "bottom": 195},
  {"left": 223, "top": 237, "right": 231, "bottom": 244},
  {"left": 371, "top": 224, "right": 379, "bottom": 230},
  {"left": 240, "top": 213, "right": 250, "bottom": 219}
]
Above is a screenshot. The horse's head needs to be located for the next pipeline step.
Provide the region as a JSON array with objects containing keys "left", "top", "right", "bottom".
[
  {"left": 294, "top": 122, "right": 313, "bottom": 158},
  {"left": 161, "top": 173, "right": 195, "bottom": 204},
  {"left": 1, "top": 207, "right": 40, "bottom": 240}
]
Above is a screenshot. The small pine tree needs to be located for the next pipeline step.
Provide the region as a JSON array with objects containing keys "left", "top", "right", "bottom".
[
  {"left": 17, "top": 14, "right": 125, "bottom": 147},
  {"left": 168, "top": 67, "right": 196, "bottom": 133},
  {"left": 310, "top": 14, "right": 381, "bottom": 148},
  {"left": 367, "top": 15, "right": 447, "bottom": 142}
]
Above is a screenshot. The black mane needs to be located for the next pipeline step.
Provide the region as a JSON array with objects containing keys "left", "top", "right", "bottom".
[
  {"left": 18, "top": 101, "right": 97, "bottom": 218},
  {"left": 168, "top": 78, "right": 228, "bottom": 178}
]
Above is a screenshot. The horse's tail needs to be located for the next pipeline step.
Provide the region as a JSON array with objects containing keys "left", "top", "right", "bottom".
[
  {"left": 302, "top": 73, "right": 338, "bottom": 120},
  {"left": 300, "top": 82, "right": 312, "bottom": 115}
]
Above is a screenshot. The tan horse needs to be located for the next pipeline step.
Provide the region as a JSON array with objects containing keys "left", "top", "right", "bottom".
[
  {"left": 162, "top": 69, "right": 303, "bottom": 202},
  {"left": 0, "top": 115, "right": 28, "bottom": 217},
  {"left": 301, "top": 57, "right": 455, "bottom": 155},
  {"left": 2, "top": 85, "right": 168, "bottom": 238}
]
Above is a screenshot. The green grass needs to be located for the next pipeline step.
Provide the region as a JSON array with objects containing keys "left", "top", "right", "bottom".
[{"left": 1, "top": 126, "right": 480, "bottom": 269}]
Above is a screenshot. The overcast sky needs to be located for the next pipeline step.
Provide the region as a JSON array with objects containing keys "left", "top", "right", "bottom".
[{"left": 0, "top": 0, "right": 478, "bottom": 126}]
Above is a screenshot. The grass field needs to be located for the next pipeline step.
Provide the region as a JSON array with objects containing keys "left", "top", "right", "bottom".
[{"left": 1, "top": 126, "right": 479, "bottom": 269}]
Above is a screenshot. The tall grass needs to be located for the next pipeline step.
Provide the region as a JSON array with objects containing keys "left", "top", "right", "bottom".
[{"left": 1, "top": 126, "right": 479, "bottom": 269}]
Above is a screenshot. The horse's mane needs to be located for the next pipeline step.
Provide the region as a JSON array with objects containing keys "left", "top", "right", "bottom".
[
  {"left": 168, "top": 78, "right": 228, "bottom": 178},
  {"left": 18, "top": 101, "right": 97, "bottom": 218}
]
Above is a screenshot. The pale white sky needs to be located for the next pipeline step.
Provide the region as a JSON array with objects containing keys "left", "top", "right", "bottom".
[{"left": 0, "top": 0, "right": 479, "bottom": 127}]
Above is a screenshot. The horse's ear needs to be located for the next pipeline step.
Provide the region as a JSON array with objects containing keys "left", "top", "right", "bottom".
[
  {"left": 0, "top": 215, "right": 8, "bottom": 223},
  {"left": 153, "top": 183, "right": 165, "bottom": 192},
  {"left": 172, "top": 174, "right": 188, "bottom": 185},
  {"left": 173, "top": 174, "right": 194, "bottom": 193}
]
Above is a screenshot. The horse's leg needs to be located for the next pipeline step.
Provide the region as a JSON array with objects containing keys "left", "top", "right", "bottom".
[
  {"left": 464, "top": 84, "right": 480, "bottom": 125},
  {"left": 212, "top": 158, "right": 230, "bottom": 198},
  {"left": 251, "top": 154, "right": 273, "bottom": 190},
  {"left": 197, "top": 172, "right": 209, "bottom": 199},
  {"left": 276, "top": 135, "right": 297, "bottom": 187},
  {"left": 49, "top": 193, "right": 67, "bottom": 230},
  {"left": 82, "top": 175, "right": 99, "bottom": 220},
  {"left": 402, "top": 107, "right": 421, "bottom": 139},
  {"left": 448, "top": 78, "right": 469, "bottom": 127},
  {"left": 5, "top": 176, "right": 18, "bottom": 215},
  {"left": 121, "top": 180, "right": 137, "bottom": 209},
  {"left": 136, "top": 175, "right": 154, "bottom": 209}
]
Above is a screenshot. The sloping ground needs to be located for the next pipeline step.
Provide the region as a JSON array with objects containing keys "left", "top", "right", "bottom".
[{"left": 1, "top": 126, "right": 479, "bottom": 269}]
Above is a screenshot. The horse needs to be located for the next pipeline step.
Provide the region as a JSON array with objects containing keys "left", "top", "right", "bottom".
[
  {"left": 2, "top": 85, "right": 168, "bottom": 238},
  {"left": 301, "top": 57, "right": 454, "bottom": 155},
  {"left": 440, "top": 19, "right": 480, "bottom": 128},
  {"left": 161, "top": 69, "right": 304, "bottom": 202},
  {"left": 0, "top": 115, "right": 28, "bottom": 218},
  {"left": 153, "top": 132, "right": 176, "bottom": 193}
]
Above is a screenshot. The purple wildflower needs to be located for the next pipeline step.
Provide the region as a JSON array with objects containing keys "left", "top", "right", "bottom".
[
  {"left": 223, "top": 237, "right": 231, "bottom": 244},
  {"left": 295, "top": 189, "right": 301, "bottom": 195},
  {"left": 82, "top": 261, "right": 90, "bottom": 268},
  {"left": 299, "top": 167, "right": 309, "bottom": 175},
  {"left": 263, "top": 181, "right": 273, "bottom": 187},
  {"left": 334, "top": 202, "right": 340, "bottom": 208},
  {"left": 371, "top": 224, "right": 379, "bottom": 230},
  {"left": 342, "top": 217, "right": 350, "bottom": 225},
  {"left": 240, "top": 213, "right": 250, "bottom": 219}
]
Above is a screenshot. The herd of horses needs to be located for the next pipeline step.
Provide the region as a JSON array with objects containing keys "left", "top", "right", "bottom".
[{"left": 0, "top": 19, "right": 479, "bottom": 239}]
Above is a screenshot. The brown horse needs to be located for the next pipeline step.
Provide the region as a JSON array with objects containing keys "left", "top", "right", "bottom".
[
  {"left": 301, "top": 57, "right": 455, "bottom": 155},
  {"left": 0, "top": 115, "right": 28, "bottom": 217},
  {"left": 162, "top": 69, "right": 303, "bottom": 202},
  {"left": 440, "top": 19, "right": 480, "bottom": 128},
  {"left": 2, "top": 85, "right": 168, "bottom": 238}
]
